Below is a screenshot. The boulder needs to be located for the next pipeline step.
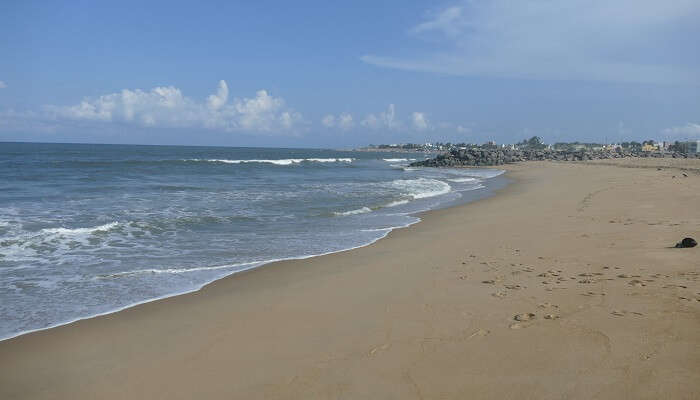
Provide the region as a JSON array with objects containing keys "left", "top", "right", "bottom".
[{"left": 675, "top": 238, "right": 698, "bottom": 248}]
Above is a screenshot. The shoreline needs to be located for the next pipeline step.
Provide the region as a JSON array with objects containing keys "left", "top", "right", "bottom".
[
  {"left": 2, "top": 160, "right": 698, "bottom": 399},
  {"left": 0, "top": 170, "right": 506, "bottom": 342}
]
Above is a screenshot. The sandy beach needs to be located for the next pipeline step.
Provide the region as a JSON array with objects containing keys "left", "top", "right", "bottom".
[{"left": 1, "top": 159, "right": 698, "bottom": 399}]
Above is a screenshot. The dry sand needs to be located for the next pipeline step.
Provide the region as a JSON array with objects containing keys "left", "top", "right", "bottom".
[{"left": 1, "top": 160, "right": 699, "bottom": 399}]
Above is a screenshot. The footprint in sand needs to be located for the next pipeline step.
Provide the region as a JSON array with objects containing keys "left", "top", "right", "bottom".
[
  {"left": 544, "top": 314, "right": 559, "bottom": 320},
  {"left": 582, "top": 291, "right": 606, "bottom": 297},
  {"left": 514, "top": 313, "right": 536, "bottom": 322},
  {"left": 482, "top": 280, "right": 496, "bottom": 284},
  {"left": 611, "top": 310, "right": 643, "bottom": 317},
  {"left": 467, "top": 329, "right": 490, "bottom": 339},
  {"left": 368, "top": 343, "right": 391, "bottom": 356},
  {"left": 504, "top": 284, "right": 523, "bottom": 290},
  {"left": 492, "top": 291, "right": 507, "bottom": 298},
  {"left": 663, "top": 284, "right": 688, "bottom": 289},
  {"left": 617, "top": 274, "right": 640, "bottom": 278},
  {"left": 628, "top": 280, "right": 646, "bottom": 287},
  {"left": 538, "top": 302, "right": 559, "bottom": 309}
]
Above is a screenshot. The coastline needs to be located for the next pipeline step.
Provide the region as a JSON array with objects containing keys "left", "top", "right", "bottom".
[
  {"left": 1, "top": 160, "right": 699, "bottom": 399},
  {"left": 0, "top": 170, "right": 506, "bottom": 343}
]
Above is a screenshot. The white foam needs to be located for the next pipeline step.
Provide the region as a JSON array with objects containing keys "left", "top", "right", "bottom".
[
  {"left": 451, "top": 169, "right": 505, "bottom": 179},
  {"left": 391, "top": 178, "right": 451, "bottom": 199},
  {"left": 188, "top": 158, "right": 353, "bottom": 165},
  {"left": 98, "top": 261, "right": 262, "bottom": 278},
  {"left": 385, "top": 199, "right": 410, "bottom": 207},
  {"left": 40, "top": 222, "right": 119, "bottom": 236},
  {"left": 447, "top": 177, "right": 479, "bottom": 183},
  {"left": 333, "top": 207, "right": 372, "bottom": 216},
  {"left": 0, "top": 222, "right": 121, "bottom": 262},
  {"left": 1, "top": 216, "right": 423, "bottom": 342},
  {"left": 383, "top": 158, "right": 407, "bottom": 162}
]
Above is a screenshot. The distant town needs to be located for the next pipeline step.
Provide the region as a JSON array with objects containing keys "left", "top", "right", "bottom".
[{"left": 357, "top": 137, "right": 700, "bottom": 154}]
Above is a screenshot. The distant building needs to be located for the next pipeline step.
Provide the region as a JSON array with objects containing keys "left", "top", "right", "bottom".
[
  {"left": 686, "top": 140, "right": 700, "bottom": 153},
  {"left": 642, "top": 143, "right": 661, "bottom": 152}
]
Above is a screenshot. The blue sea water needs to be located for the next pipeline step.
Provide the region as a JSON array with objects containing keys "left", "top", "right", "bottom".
[{"left": 0, "top": 142, "right": 507, "bottom": 339}]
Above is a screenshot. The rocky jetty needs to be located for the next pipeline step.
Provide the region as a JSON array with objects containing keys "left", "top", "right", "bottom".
[{"left": 410, "top": 148, "right": 699, "bottom": 167}]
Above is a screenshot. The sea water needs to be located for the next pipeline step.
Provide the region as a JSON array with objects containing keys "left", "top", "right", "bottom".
[{"left": 0, "top": 142, "right": 507, "bottom": 339}]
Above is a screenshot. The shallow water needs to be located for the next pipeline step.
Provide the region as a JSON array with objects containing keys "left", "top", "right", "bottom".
[{"left": 0, "top": 142, "right": 506, "bottom": 339}]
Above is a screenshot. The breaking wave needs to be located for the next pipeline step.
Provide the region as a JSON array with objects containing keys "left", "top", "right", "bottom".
[
  {"left": 447, "top": 177, "right": 479, "bottom": 183},
  {"left": 333, "top": 207, "right": 372, "bottom": 216},
  {"left": 188, "top": 158, "right": 354, "bottom": 165},
  {"left": 383, "top": 158, "right": 415, "bottom": 162},
  {"left": 390, "top": 178, "right": 451, "bottom": 199}
]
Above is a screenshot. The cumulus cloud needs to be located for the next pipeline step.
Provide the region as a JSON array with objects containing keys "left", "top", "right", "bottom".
[
  {"left": 321, "top": 114, "right": 336, "bottom": 128},
  {"left": 43, "top": 81, "right": 302, "bottom": 133},
  {"left": 363, "top": 1, "right": 700, "bottom": 84},
  {"left": 662, "top": 123, "right": 700, "bottom": 139},
  {"left": 362, "top": 104, "right": 399, "bottom": 130},
  {"left": 0, "top": 81, "right": 6, "bottom": 89},
  {"left": 337, "top": 113, "right": 354, "bottom": 130},
  {"left": 456, "top": 125, "right": 471, "bottom": 134},
  {"left": 411, "top": 112, "right": 430, "bottom": 130},
  {"left": 322, "top": 113, "right": 354, "bottom": 130},
  {"left": 207, "top": 80, "right": 228, "bottom": 111},
  {"left": 359, "top": 105, "right": 438, "bottom": 131}
]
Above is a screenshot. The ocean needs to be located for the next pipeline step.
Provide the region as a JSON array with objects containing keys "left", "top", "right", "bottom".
[{"left": 0, "top": 142, "right": 507, "bottom": 340}]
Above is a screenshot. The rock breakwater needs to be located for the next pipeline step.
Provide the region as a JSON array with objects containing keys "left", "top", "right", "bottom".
[{"left": 410, "top": 148, "right": 700, "bottom": 167}]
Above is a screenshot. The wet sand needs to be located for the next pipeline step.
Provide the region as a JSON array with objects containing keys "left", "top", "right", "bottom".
[{"left": 1, "top": 160, "right": 699, "bottom": 399}]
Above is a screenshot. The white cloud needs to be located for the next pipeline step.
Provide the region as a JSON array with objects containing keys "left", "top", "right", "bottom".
[
  {"left": 321, "top": 114, "right": 336, "bottom": 127},
  {"left": 207, "top": 80, "right": 228, "bottom": 111},
  {"left": 456, "top": 125, "right": 471, "bottom": 134},
  {"left": 322, "top": 112, "right": 354, "bottom": 130},
  {"left": 412, "top": 6, "right": 463, "bottom": 37},
  {"left": 363, "top": 1, "right": 700, "bottom": 84},
  {"left": 362, "top": 104, "right": 399, "bottom": 130},
  {"left": 0, "top": 81, "right": 6, "bottom": 89},
  {"left": 43, "top": 81, "right": 303, "bottom": 133},
  {"left": 662, "top": 123, "right": 700, "bottom": 139},
  {"left": 338, "top": 113, "right": 354, "bottom": 130},
  {"left": 411, "top": 112, "right": 430, "bottom": 130}
]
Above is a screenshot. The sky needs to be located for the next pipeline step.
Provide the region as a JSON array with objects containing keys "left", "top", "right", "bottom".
[{"left": 1, "top": 0, "right": 699, "bottom": 148}]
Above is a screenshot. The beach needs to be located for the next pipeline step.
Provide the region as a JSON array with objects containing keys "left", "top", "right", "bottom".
[{"left": 1, "top": 159, "right": 699, "bottom": 399}]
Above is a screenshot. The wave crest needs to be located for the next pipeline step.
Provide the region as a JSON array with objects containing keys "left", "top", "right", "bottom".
[
  {"left": 390, "top": 178, "right": 451, "bottom": 199},
  {"left": 333, "top": 207, "right": 372, "bottom": 216},
  {"left": 188, "top": 158, "right": 353, "bottom": 165}
]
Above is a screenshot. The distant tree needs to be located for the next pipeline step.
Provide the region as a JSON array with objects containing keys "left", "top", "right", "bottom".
[{"left": 517, "top": 136, "right": 546, "bottom": 149}]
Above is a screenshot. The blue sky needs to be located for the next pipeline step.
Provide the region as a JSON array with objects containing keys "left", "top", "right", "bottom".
[{"left": 1, "top": 0, "right": 699, "bottom": 147}]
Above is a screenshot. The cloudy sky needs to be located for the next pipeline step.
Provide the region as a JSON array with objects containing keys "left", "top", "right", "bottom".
[{"left": 1, "top": 1, "right": 699, "bottom": 147}]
